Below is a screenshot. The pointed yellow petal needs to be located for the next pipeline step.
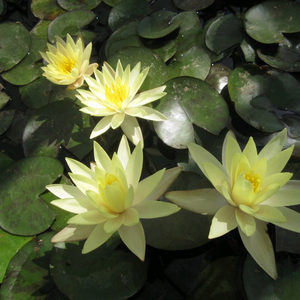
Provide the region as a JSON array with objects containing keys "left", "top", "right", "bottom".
[
  {"left": 262, "top": 172, "right": 292, "bottom": 190},
  {"left": 253, "top": 205, "right": 286, "bottom": 223},
  {"left": 223, "top": 133, "right": 241, "bottom": 175},
  {"left": 104, "top": 182, "right": 126, "bottom": 213},
  {"left": 123, "top": 208, "right": 139, "bottom": 226},
  {"left": 90, "top": 116, "right": 113, "bottom": 139},
  {"left": 272, "top": 207, "right": 300, "bottom": 233},
  {"left": 208, "top": 205, "right": 237, "bottom": 238},
  {"left": 93, "top": 141, "right": 112, "bottom": 171},
  {"left": 262, "top": 188, "right": 300, "bottom": 207},
  {"left": 117, "top": 135, "right": 131, "bottom": 170},
  {"left": 125, "top": 185, "right": 134, "bottom": 210},
  {"left": 66, "top": 158, "right": 95, "bottom": 179},
  {"left": 103, "top": 214, "right": 125, "bottom": 233},
  {"left": 238, "top": 220, "right": 277, "bottom": 279},
  {"left": 69, "top": 173, "right": 98, "bottom": 194},
  {"left": 121, "top": 115, "right": 144, "bottom": 148},
  {"left": 111, "top": 112, "right": 125, "bottom": 129},
  {"left": 242, "top": 137, "right": 258, "bottom": 166},
  {"left": 118, "top": 221, "right": 145, "bottom": 261},
  {"left": 235, "top": 209, "right": 256, "bottom": 236},
  {"left": 67, "top": 210, "right": 108, "bottom": 225},
  {"left": 51, "top": 199, "right": 88, "bottom": 214},
  {"left": 232, "top": 173, "right": 256, "bottom": 206}
]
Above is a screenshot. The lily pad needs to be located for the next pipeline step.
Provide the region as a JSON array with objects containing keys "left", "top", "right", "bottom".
[
  {"left": 154, "top": 77, "right": 229, "bottom": 149},
  {"left": 167, "top": 44, "right": 211, "bottom": 81},
  {"left": 205, "top": 63, "right": 231, "bottom": 93},
  {"left": 47, "top": 10, "right": 96, "bottom": 43},
  {"left": 103, "top": 0, "right": 124, "bottom": 6},
  {"left": 173, "top": 0, "right": 214, "bottom": 10},
  {"left": 0, "top": 229, "right": 32, "bottom": 284},
  {"left": 244, "top": 1, "right": 300, "bottom": 44},
  {"left": 205, "top": 14, "right": 244, "bottom": 55},
  {"left": 137, "top": 10, "right": 182, "bottom": 39},
  {"left": 107, "top": 46, "right": 168, "bottom": 91},
  {"left": 228, "top": 64, "right": 300, "bottom": 132},
  {"left": 243, "top": 253, "right": 300, "bottom": 300},
  {"left": 31, "top": 0, "right": 65, "bottom": 20},
  {"left": 1, "top": 38, "right": 46, "bottom": 85},
  {"left": 0, "top": 156, "right": 62, "bottom": 235},
  {"left": 108, "top": 0, "right": 151, "bottom": 32},
  {"left": 50, "top": 239, "right": 146, "bottom": 300},
  {"left": 0, "top": 22, "right": 31, "bottom": 72},
  {"left": 57, "top": 0, "right": 102, "bottom": 11},
  {"left": 0, "top": 153, "right": 14, "bottom": 173},
  {"left": 105, "top": 20, "right": 141, "bottom": 58},
  {"left": 30, "top": 19, "right": 51, "bottom": 40},
  {"left": 152, "top": 39, "right": 178, "bottom": 63},
  {"left": 141, "top": 172, "right": 212, "bottom": 250},
  {"left": 0, "top": 90, "right": 10, "bottom": 109},
  {"left": 0, "top": 110, "right": 15, "bottom": 135},
  {"left": 0, "top": 232, "right": 55, "bottom": 299},
  {"left": 22, "top": 100, "right": 94, "bottom": 159},
  {"left": 6, "top": 111, "right": 30, "bottom": 144}
]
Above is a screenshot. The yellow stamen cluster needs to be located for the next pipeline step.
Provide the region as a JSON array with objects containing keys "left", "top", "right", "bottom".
[
  {"left": 244, "top": 171, "right": 261, "bottom": 193},
  {"left": 57, "top": 56, "right": 75, "bottom": 74},
  {"left": 105, "top": 81, "right": 127, "bottom": 109}
]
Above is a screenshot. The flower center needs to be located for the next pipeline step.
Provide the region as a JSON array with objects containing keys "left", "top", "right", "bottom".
[
  {"left": 244, "top": 171, "right": 261, "bottom": 193},
  {"left": 57, "top": 56, "right": 75, "bottom": 74},
  {"left": 105, "top": 81, "right": 127, "bottom": 109}
]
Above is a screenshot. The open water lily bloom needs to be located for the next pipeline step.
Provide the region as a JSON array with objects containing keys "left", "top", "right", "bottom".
[
  {"left": 40, "top": 34, "right": 98, "bottom": 90},
  {"left": 46, "top": 136, "right": 181, "bottom": 260},
  {"left": 166, "top": 129, "right": 300, "bottom": 279},
  {"left": 76, "top": 60, "right": 168, "bottom": 148}
]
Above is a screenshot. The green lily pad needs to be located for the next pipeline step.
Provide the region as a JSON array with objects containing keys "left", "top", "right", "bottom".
[
  {"left": 167, "top": 44, "right": 211, "bottom": 81},
  {"left": 240, "top": 36, "right": 257, "bottom": 62},
  {"left": 244, "top": 1, "right": 300, "bottom": 44},
  {"left": 141, "top": 172, "right": 212, "bottom": 250},
  {"left": 0, "top": 156, "right": 62, "bottom": 235},
  {"left": 228, "top": 64, "right": 300, "bottom": 132},
  {"left": 154, "top": 77, "right": 229, "bottom": 149},
  {"left": 57, "top": 0, "right": 102, "bottom": 11},
  {"left": 137, "top": 10, "right": 182, "bottom": 39},
  {"left": 103, "top": 0, "right": 124, "bottom": 6},
  {"left": 6, "top": 111, "right": 30, "bottom": 144},
  {"left": 109, "top": 0, "right": 151, "bottom": 32},
  {"left": 105, "top": 20, "right": 141, "bottom": 58},
  {"left": 22, "top": 100, "right": 94, "bottom": 159},
  {"left": 0, "top": 90, "right": 10, "bottom": 110},
  {"left": 0, "top": 22, "right": 31, "bottom": 72},
  {"left": 173, "top": 0, "right": 214, "bottom": 10},
  {"left": 0, "top": 153, "right": 14, "bottom": 173},
  {"left": 0, "top": 110, "right": 15, "bottom": 135},
  {"left": 0, "top": 232, "right": 55, "bottom": 299},
  {"left": 243, "top": 253, "right": 300, "bottom": 300},
  {"left": 0, "top": 229, "right": 32, "bottom": 284},
  {"left": 47, "top": 10, "right": 96, "bottom": 43},
  {"left": 40, "top": 175, "right": 75, "bottom": 232},
  {"left": 1, "top": 38, "right": 46, "bottom": 85},
  {"left": 30, "top": 19, "right": 51, "bottom": 40},
  {"left": 205, "top": 14, "right": 244, "bottom": 55},
  {"left": 205, "top": 63, "right": 231, "bottom": 93},
  {"left": 152, "top": 39, "right": 178, "bottom": 63},
  {"left": 50, "top": 238, "right": 146, "bottom": 300},
  {"left": 107, "top": 46, "right": 168, "bottom": 91},
  {"left": 31, "top": 0, "right": 65, "bottom": 20}
]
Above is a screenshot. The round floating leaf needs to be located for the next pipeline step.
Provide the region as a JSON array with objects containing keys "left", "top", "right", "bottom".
[
  {"left": 243, "top": 253, "right": 300, "bottom": 300},
  {"left": 0, "top": 153, "right": 14, "bottom": 173},
  {"left": 0, "top": 232, "right": 55, "bottom": 300},
  {"left": 244, "top": 1, "right": 300, "bottom": 44},
  {"left": 50, "top": 239, "right": 146, "bottom": 300},
  {"left": 105, "top": 20, "right": 141, "bottom": 58},
  {"left": 48, "top": 10, "right": 96, "bottom": 43},
  {"left": 167, "top": 44, "right": 211, "bottom": 81},
  {"left": 6, "top": 111, "right": 30, "bottom": 144},
  {"left": 137, "top": 10, "right": 182, "bottom": 39},
  {"left": 0, "top": 156, "right": 62, "bottom": 235},
  {"left": 31, "top": 0, "right": 65, "bottom": 20},
  {"left": 205, "top": 63, "right": 231, "bottom": 93},
  {"left": 205, "top": 14, "right": 244, "bottom": 54},
  {"left": 154, "top": 77, "right": 229, "bottom": 149},
  {"left": 173, "top": 0, "right": 214, "bottom": 10},
  {"left": 1, "top": 38, "right": 46, "bottom": 85},
  {"left": 0, "top": 90, "right": 10, "bottom": 109},
  {"left": 109, "top": 0, "right": 151, "bottom": 31},
  {"left": 0, "top": 22, "right": 31, "bottom": 72},
  {"left": 142, "top": 172, "right": 212, "bottom": 250},
  {"left": 0, "top": 110, "right": 15, "bottom": 135},
  {"left": 58, "top": 0, "right": 102, "bottom": 11},
  {"left": 228, "top": 64, "right": 300, "bottom": 132},
  {"left": 30, "top": 20, "right": 51, "bottom": 40},
  {"left": 107, "top": 47, "right": 168, "bottom": 91},
  {"left": 152, "top": 39, "right": 177, "bottom": 63},
  {"left": 0, "top": 229, "right": 32, "bottom": 284},
  {"left": 23, "top": 100, "right": 94, "bottom": 159},
  {"left": 103, "top": 0, "right": 124, "bottom": 6}
]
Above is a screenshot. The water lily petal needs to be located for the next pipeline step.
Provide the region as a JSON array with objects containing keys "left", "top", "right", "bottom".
[
  {"left": 235, "top": 209, "right": 256, "bottom": 236},
  {"left": 166, "top": 189, "right": 228, "bottom": 215},
  {"left": 51, "top": 224, "right": 96, "bottom": 243},
  {"left": 134, "top": 200, "right": 180, "bottom": 219},
  {"left": 262, "top": 172, "right": 292, "bottom": 190},
  {"left": 93, "top": 141, "right": 112, "bottom": 172},
  {"left": 129, "top": 66, "right": 149, "bottom": 98},
  {"left": 82, "top": 223, "right": 113, "bottom": 253},
  {"left": 90, "top": 116, "right": 113, "bottom": 139},
  {"left": 223, "top": 133, "right": 241, "bottom": 175},
  {"left": 231, "top": 173, "right": 256, "bottom": 206},
  {"left": 69, "top": 173, "right": 98, "bottom": 194},
  {"left": 66, "top": 158, "right": 95, "bottom": 179},
  {"left": 273, "top": 207, "right": 300, "bottom": 233},
  {"left": 121, "top": 115, "right": 144, "bottom": 148},
  {"left": 117, "top": 135, "right": 131, "bottom": 169},
  {"left": 68, "top": 210, "right": 108, "bottom": 225},
  {"left": 125, "top": 106, "right": 167, "bottom": 121},
  {"left": 262, "top": 188, "right": 300, "bottom": 207},
  {"left": 242, "top": 137, "right": 258, "bottom": 166},
  {"left": 104, "top": 214, "right": 125, "bottom": 233},
  {"left": 238, "top": 220, "right": 277, "bottom": 279},
  {"left": 51, "top": 199, "right": 88, "bottom": 214},
  {"left": 104, "top": 182, "right": 126, "bottom": 213},
  {"left": 253, "top": 205, "right": 286, "bottom": 223},
  {"left": 208, "top": 205, "right": 237, "bottom": 238},
  {"left": 118, "top": 221, "right": 145, "bottom": 261},
  {"left": 254, "top": 184, "right": 281, "bottom": 205},
  {"left": 123, "top": 208, "right": 139, "bottom": 226},
  {"left": 129, "top": 86, "right": 166, "bottom": 107}
]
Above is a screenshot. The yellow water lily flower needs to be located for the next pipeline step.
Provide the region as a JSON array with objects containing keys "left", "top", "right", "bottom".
[
  {"left": 47, "top": 135, "right": 181, "bottom": 260},
  {"left": 76, "top": 60, "right": 168, "bottom": 148},
  {"left": 40, "top": 34, "right": 98, "bottom": 90},
  {"left": 166, "top": 129, "right": 300, "bottom": 279}
]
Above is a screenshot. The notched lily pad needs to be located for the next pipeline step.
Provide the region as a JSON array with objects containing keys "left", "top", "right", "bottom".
[
  {"left": 31, "top": 0, "right": 65, "bottom": 20},
  {"left": 137, "top": 10, "right": 182, "bottom": 39},
  {"left": 0, "top": 157, "right": 62, "bottom": 235},
  {"left": 154, "top": 77, "right": 229, "bottom": 149},
  {"left": 173, "top": 0, "right": 214, "bottom": 10},
  {"left": 0, "top": 89, "right": 10, "bottom": 109},
  {"left": 205, "top": 63, "right": 231, "bottom": 93},
  {"left": 0, "top": 110, "right": 15, "bottom": 135},
  {"left": 58, "top": 0, "right": 102, "bottom": 11},
  {"left": 244, "top": 1, "right": 300, "bottom": 44},
  {"left": 0, "top": 22, "right": 31, "bottom": 72},
  {"left": 30, "top": 19, "right": 51, "bottom": 40}
]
